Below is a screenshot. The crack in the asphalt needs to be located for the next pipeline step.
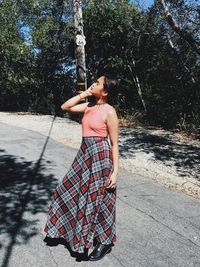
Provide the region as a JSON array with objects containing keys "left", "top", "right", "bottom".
[
  {"left": 48, "top": 247, "right": 59, "bottom": 267},
  {"left": 118, "top": 196, "right": 200, "bottom": 248},
  {"left": 118, "top": 182, "right": 152, "bottom": 191},
  {"left": 39, "top": 232, "right": 59, "bottom": 266},
  {"left": 111, "top": 253, "right": 128, "bottom": 267}
]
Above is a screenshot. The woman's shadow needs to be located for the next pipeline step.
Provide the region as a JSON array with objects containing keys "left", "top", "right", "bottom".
[{"left": 43, "top": 236, "right": 91, "bottom": 262}]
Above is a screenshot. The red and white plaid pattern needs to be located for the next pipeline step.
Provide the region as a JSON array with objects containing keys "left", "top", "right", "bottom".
[{"left": 44, "top": 136, "right": 116, "bottom": 253}]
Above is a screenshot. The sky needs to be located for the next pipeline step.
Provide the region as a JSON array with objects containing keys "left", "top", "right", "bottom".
[{"left": 130, "top": 0, "right": 154, "bottom": 9}]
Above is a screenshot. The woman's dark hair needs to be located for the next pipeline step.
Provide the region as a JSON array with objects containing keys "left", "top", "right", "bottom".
[
  {"left": 103, "top": 74, "right": 119, "bottom": 105},
  {"left": 103, "top": 74, "right": 119, "bottom": 104}
]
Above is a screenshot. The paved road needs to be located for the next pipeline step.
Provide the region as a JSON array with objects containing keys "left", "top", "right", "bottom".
[{"left": 0, "top": 122, "right": 200, "bottom": 267}]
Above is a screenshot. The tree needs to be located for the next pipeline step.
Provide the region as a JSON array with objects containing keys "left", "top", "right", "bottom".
[
  {"left": 0, "top": 0, "right": 76, "bottom": 115},
  {"left": 0, "top": 0, "right": 199, "bottom": 134},
  {"left": 159, "top": 0, "right": 200, "bottom": 55}
]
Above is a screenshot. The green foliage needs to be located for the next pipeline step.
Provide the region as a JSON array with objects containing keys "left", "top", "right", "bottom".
[{"left": 0, "top": 0, "right": 75, "bottom": 114}]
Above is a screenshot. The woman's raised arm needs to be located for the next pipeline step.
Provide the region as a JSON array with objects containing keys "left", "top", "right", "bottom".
[{"left": 61, "top": 86, "right": 93, "bottom": 113}]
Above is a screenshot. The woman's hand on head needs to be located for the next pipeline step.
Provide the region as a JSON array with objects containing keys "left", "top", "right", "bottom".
[
  {"left": 80, "top": 85, "right": 94, "bottom": 98},
  {"left": 86, "top": 85, "right": 94, "bottom": 96}
]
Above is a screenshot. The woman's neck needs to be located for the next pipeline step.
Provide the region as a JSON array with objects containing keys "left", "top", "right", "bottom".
[{"left": 95, "top": 98, "right": 107, "bottom": 105}]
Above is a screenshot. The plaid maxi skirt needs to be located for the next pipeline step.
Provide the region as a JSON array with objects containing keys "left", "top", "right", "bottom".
[{"left": 44, "top": 136, "right": 116, "bottom": 253}]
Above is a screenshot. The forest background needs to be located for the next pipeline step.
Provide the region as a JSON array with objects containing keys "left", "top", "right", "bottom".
[{"left": 0, "top": 0, "right": 199, "bottom": 137}]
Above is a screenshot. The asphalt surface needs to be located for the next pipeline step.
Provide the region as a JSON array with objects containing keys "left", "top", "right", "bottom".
[{"left": 0, "top": 122, "right": 200, "bottom": 267}]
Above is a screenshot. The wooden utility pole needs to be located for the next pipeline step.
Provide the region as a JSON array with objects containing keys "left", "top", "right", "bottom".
[{"left": 72, "top": 0, "right": 87, "bottom": 99}]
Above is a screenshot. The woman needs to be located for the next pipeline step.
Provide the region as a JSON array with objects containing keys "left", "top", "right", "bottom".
[{"left": 44, "top": 75, "right": 119, "bottom": 261}]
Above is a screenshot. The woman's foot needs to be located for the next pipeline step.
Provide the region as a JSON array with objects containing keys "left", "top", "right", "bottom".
[
  {"left": 89, "top": 242, "right": 112, "bottom": 261},
  {"left": 76, "top": 248, "right": 89, "bottom": 262}
]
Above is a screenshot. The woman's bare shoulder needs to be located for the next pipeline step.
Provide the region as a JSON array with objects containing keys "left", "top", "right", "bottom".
[
  {"left": 107, "top": 104, "right": 117, "bottom": 114},
  {"left": 105, "top": 104, "right": 118, "bottom": 124}
]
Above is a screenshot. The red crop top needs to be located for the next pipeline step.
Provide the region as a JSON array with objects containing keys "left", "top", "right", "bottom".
[{"left": 81, "top": 102, "right": 112, "bottom": 137}]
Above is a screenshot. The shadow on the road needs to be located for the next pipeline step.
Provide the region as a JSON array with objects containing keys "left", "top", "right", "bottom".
[
  {"left": 0, "top": 115, "right": 58, "bottom": 267},
  {"left": 43, "top": 236, "right": 90, "bottom": 262},
  {"left": 119, "top": 127, "right": 200, "bottom": 180}
]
